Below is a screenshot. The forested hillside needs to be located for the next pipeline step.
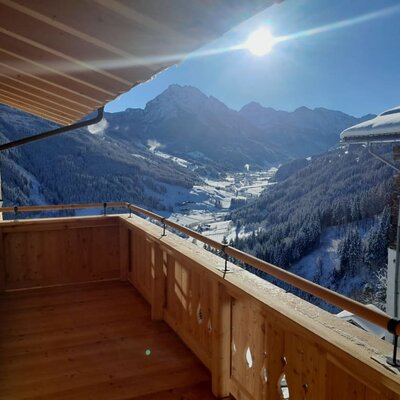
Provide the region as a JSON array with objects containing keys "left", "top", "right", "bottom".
[
  {"left": 230, "top": 145, "right": 393, "bottom": 309},
  {"left": 0, "top": 104, "right": 199, "bottom": 212}
]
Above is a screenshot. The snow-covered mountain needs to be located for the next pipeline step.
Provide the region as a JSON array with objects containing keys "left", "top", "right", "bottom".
[
  {"left": 239, "top": 101, "right": 375, "bottom": 158},
  {"left": 105, "top": 84, "right": 372, "bottom": 169},
  {"left": 106, "top": 85, "right": 283, "bottom": 170}
]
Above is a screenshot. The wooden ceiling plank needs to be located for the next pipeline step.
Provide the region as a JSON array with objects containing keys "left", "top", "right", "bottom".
[
  {"left": 0, "top": 25, "right": 134, "bottom": 87},
  {"left": 0, "top": 5, "right": 156, "bottom": 84},
  {"left": 0, "top": 62, "right": 106, "bottom": 106},
  {"left": 4, "top": 0, "right": 177, "bottom": 70},
  {"left": 104, "top": 0, "right": 251, "bottom": 53},
  {"left": 0, "top": 88, "right": 81, "bottom": 120},
  {"left": 0, "top": 29, "right": 134, "bottom": 91},
  {"left": 0, "top": 80, "right": 91, "bottom": 115},
  {"left": 3, "top": 0, "right": 139, "bottom": 59},
  {"left": 0, "top": 93, "right": 74, "bottom": 123},
  {"left": 0, "top": 48, "right": 118, "bottom": 98},
  {"left": 4, "top": 0, "right": 272, "bottom": 76},
  {"left": 0, "top": 97, "right": 71, "bottom": 125},
  {"left": 93, "top": 0, "right": 190, "bottom": 41},
  {"left": 0, "top": 73, "right": 95, "bottom": 112}
]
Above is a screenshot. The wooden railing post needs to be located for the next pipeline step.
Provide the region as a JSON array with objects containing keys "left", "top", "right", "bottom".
[
  {"left": 151, "top": 242, "right": 166, "bottom": 321},
  {"left": 211, "top": 281, "right": 231, "bottom": 398}
]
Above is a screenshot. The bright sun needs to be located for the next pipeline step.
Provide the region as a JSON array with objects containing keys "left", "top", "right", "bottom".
[{"left": 245, "top": 28, "right": 275, "bottom": 56}]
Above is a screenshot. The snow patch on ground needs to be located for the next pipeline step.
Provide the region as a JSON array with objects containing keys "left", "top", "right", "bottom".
[
  {"left": 291, "top": 223, "right": 376, "bottom": 299},
  {"left": 152, "top": 149, "right": 192, "bottom": 168},
  {"left": 131, "top": 153, "right": 146, "bottom": 160},
  {"left": 291, "top": 227, "right": 341, "bottom": 282}
]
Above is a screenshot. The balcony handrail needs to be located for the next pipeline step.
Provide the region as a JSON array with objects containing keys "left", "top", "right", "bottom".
[
  {"left": 0, "top": 201, "right": 399, "bottom": 336},
  {"left": 0, "top": 202, "right": 125, "bottom": 213}
]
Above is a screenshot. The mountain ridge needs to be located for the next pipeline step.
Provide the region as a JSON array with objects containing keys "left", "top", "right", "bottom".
[{"left": 106, "top": 84, "right": 373, "bottom": 167}]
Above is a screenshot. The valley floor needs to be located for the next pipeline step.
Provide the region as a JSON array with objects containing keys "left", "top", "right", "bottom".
[{"left": 167, "top": 167, "right": 277, "bottom": 242}]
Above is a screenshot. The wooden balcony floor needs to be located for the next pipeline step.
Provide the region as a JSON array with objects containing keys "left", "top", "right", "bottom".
[{"left": 0, "top": 280, "right": 216, "bottom": 400}]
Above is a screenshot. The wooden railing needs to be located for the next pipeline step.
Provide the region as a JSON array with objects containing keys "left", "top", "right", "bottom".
[
  {"left": 2, "top": 202, "right": 398, "bottom": 336},
  {"left": 0, "top": 203, "right": 400, "bottom": 399}
]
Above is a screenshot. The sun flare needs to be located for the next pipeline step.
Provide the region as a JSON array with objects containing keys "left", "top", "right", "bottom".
[{"left": 245, "top": 28, "right": 275, "bottom": 56}]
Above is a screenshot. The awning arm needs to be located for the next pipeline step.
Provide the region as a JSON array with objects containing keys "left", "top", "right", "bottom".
[
  {"left": 0, "top": 107, "right": 104, "bottom": 152},
  {"left": 368, "top": 142, "right": 400, "bottom": 173}
]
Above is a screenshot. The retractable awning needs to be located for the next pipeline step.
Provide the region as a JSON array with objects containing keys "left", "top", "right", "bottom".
[
  {"left": 340, "top": 106, "right": 400, "bottom": 143},
  {"left": 0, "top": 0, "right": 277, "bottom": 125}
]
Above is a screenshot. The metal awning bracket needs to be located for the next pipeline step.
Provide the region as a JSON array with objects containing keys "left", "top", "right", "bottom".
[{"left": 368, "top": 142, "right": 400, "bottom": 173}]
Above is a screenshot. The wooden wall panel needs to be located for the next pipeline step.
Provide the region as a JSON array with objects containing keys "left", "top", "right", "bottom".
[
  {"left": 119, "top": 223, "right": 129, "bottom": 282},
  {"left": 2, "top": 218, "right": 120, "bottom": 290},
  {"left": 265, "top": 317, "right": 286, "bottom": 400},
  {"left": 163, "top": 252, "right": 213, "bottom": 369},
  {"left": 129, "top": 228, "right": 152, "bottom": 302},
  {"left": 284, "top": 331, "right": 327, "bottom": 400},
  {"left": 231, "top": 296, "right": 266, "bottom": 400}
]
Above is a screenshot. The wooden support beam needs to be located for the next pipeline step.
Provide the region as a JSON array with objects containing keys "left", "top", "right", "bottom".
[
  {"left": 211, "top": 281, "right": 231, "bottom": 398},
  {"left": 151, "top": 241, "right": 165, "bottom": 321}
]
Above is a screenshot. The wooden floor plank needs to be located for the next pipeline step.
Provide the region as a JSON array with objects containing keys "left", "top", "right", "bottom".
[{"left": 0, "top": 281, "right": 215, "bottom": 399}]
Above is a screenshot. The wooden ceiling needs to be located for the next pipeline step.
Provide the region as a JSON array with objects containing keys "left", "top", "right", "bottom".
[{"left": 0, "top": 0, "right": 276, "bottom": 125}]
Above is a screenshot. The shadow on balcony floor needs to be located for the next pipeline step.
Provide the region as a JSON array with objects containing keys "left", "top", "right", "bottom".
[{"left": 0, "top": 280, "right": 217, "bottom": 399}]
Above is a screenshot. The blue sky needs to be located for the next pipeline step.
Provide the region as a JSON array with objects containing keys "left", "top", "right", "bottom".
[{"left": 106, "top": 0, "right": 400, "bottom": 117}]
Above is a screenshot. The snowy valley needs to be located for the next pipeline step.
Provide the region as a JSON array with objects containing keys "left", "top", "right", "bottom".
[{"left": 166, "top": 167, "right": 277, "bottom": 243}]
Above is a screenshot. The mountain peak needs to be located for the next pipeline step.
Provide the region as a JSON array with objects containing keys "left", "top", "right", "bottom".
[
  {"left": 241, "top": 101, "right": 263, "bottom": 112},
  {"left": 162, "top": 84, "right": 206, "bottom": 98},
  {"left": 240, "top": 101, "right": 276, "bottom": 114},
  {"left": 145, "top": 84, "right": 208, "bottom": 110},
  {"left": 360, "top": 113, "right": 376, "bottom": 121},
  {"left": 294, "top": 106, "right": 312, "bottom": 113},
  {"left": 144, "top": 84, "right": 229, "bottom": 120}
]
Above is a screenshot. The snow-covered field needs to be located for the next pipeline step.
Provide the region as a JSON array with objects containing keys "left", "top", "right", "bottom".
[{"left": 166, "top": 167, "right": 277, "bottom": 245}]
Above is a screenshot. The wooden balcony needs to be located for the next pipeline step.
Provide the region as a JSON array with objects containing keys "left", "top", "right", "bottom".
[{"left": 0, "top": 206, "right": 399, "bottom": 400}]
